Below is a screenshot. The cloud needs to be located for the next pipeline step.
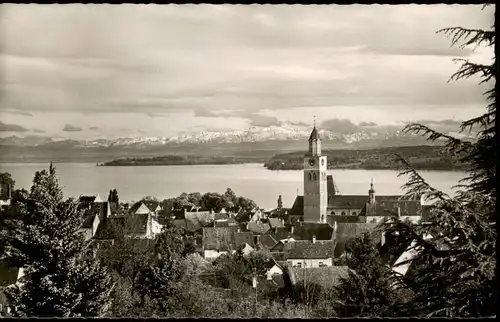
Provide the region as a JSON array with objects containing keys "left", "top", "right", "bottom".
[
  {"left": 88, "top": 126, "right": 100, "bottom": 130},
  {"left": 289, "top": 121, "right": 310, "bottom": 127},
  {"left": 0, "top": 121, "right": 29, "bottom": 132},
  {"left": 2, "top": 109, "right": 33, "bottom": 117},
  {"left": 321, "top": 118, "right": 360, "bottom": 134},
  {"left": 62, "top": 124, "right": 83, "bottom": 132},
  {"left": 0, "top": 4, "right": 493, "bottom": 137},
  {"left": 32, "top": 128, "right": 45, "bottom": 133},
  {"left": 414, "top": 119, "right": 463, "bottom": 126},
  {"left": 359, "top": 121, "right": 378, "bottom": 127},
  {"left": 193, "top": 108, "right": 218, "bottom": 117},
  {"left": 193, "top": 108, "right": 281, "bottom": 127}
]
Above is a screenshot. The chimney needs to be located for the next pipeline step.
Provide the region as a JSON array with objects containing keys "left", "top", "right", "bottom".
[
  {"left": 237, "top": 228, "right": 241, "bottom": 233},
  {"left": 312, "top": 235, "right": 316, "bottom": 244},
  {"left": 291, "top": 226, "right": 294, "bottom": 234},
  {"left": 381, "top": 231, "right": 386, "bottom": 246}
]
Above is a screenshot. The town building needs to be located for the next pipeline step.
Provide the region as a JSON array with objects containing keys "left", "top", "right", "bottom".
[{"left": 292, "top": 125, "right": 424, "bottom": 225}]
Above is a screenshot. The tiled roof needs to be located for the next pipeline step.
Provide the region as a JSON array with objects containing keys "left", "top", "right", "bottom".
[
  {"left": 328, "top": 195, "right": 367, "bottom": 209},
  {"left": 202, "top": 226, "right": 238, "bottom": 251},
  {"left": 284, "top": 240, "right": 336, "bottom": 260},
  {"left": 363, "top": 199, "right": 422, "bottom": 217},
  {"left": 142, "top": 200, "right": 161, "bottom": 212},
  {"left": 335, "top": 223, "right": 379, "bottom": 244},
  {"left": 94, "top": 217, "right": 125, "bottom": 240},
  {"left": 308, "top": 126, "right": 320, "bottom": 141},
  {"left": 234, "top": 231, "right": 254, "bottom": 248},
  {"left": 292, "top": 222, "right": 334, "bottom": 241},
  {"left": 288, "top": 266, "right": 350, "bottom": 289},
  {"left": 268, "top": 218, "right": 285, "bottom": 229},
  {"left": 258, "top": 234, "right": 278, "bottom": 249},
  {"left": 247, "top": 221, "right": 271, "bottom": 235},
  {"left": 270, "top": 251, "right": 287, "bottom": 261},
  {"left": 214, "top": 213, "right": 229, "bottom": 221},
  {"left": 290, "top": 196, "right": 304, "bottom": 217}
]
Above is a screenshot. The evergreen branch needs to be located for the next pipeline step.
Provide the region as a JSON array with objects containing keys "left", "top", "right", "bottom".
[
  {"left": 449, "top": 60, "right": 495, "bottom": 84},
  {"left": 402, "top": 123, "right": 473, "bottom": 154},
  {"left": 392, "top": 154, "right": 451, "bottom": 202},
  {"left": 460, "top": 110, "right": 495, "bottom": 133},
  {"left": 437, "top": 27, "right": 494, "bottom": 49}
]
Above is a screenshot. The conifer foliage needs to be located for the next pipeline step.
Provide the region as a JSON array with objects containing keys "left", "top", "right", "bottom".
[
  {"left": 328, "top": 233, "right": 397, "bottom": 317},
  {"left": 1, "top": 163, "right": 114, "bottom": 317},
  {"left": 387, "top": 5, "right": 496, "bottom": 318}
]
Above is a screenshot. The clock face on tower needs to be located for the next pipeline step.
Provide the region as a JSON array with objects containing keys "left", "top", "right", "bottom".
[{"left": 309, "top": 158, "right": 316, "bottom": 166}]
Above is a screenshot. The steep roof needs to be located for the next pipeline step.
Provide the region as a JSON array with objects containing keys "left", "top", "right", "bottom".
[
  {"left": 288, "top": 266, "right": 350, "bottom": 289},
  {"left": 335, "top": 223, "right": 379, "bottom": 243},
  {"left": 290, "top": 196, "right": 304, "bottom": 217},
  {"left": 284, "top": 240, "right": 336, "bottom": 260},
  {"left": 258, "top": 234, "right": 278, "bottom": 249},
  {"left": 234, "top": 231, "right": 254, "bottom": 247},
  {"left": 94, "top": 217, "right": 125, "bottom": 240},
  {"left": 362, "top": 199, "right": 422, "bottom": 218},
  {"left": 308, "top": 126, "right": 320, "bottom": 141},
  {"left": 202, "top": 226, "right": 238, "bottom": 251},
  {"left": 247, "top": 221, "right": 271, "bottom": 235},
  {"left": 292, "top": 222, "right": 334, "bottom": 241},
  {"left": 328, "top": 195, "right": 367, "bottom": 209}
]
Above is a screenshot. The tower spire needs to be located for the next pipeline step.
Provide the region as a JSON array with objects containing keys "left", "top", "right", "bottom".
[{"left": 313, "top": 115, "right": 316, "bottom": 128}]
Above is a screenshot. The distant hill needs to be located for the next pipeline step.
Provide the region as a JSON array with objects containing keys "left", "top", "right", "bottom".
[
  {"left": 264, "top": 145, "right": 468, "bottom": 171},
  {"left": 0, "top": 122, "right": 476, "bottom": 164}
]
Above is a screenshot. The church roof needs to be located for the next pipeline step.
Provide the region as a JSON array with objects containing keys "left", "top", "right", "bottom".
[
  {"left": 290, "top": 196, "right": 304, "bottom": 217},
  {"left": 284, "top": 240, "right": 336, "bottom": 259},
  {"left": 308, "top": 126, "right": 320, "bottom": 141},
  {"left": 328, "top": 195, "right": 367, "bottom": 209}
]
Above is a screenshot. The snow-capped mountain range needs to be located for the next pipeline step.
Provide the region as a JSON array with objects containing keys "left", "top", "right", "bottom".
[{"left": 0, "top": 122, "right": 477, "bottom": 148}]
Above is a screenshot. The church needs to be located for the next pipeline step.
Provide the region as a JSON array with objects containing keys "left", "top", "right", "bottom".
[{"left": 289, "top": 125, "right": 425, "bottom": 225}]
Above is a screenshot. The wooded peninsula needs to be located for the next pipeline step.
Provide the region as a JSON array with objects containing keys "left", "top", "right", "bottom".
[
  {"left": 100, "top": 145, "right": 466, "bottom": 171},
  {"left": 264, "top": 145, "right": 467, "bottom": 171}
]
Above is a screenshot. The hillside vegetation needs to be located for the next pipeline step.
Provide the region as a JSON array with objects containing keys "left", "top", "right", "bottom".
[{"left": 264, "top": 145, "right": 467, "bottom": 171}]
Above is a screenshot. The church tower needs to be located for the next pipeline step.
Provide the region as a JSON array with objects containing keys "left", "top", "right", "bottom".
[{"left": 303, "top": 124, "right": 328, "bottom": 223}]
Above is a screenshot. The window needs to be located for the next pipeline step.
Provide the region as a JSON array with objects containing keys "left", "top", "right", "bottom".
[
  {"left": 331, "top": 211, "right": 335, "bottom": 215},
  {"left": 309, "top": 173, "right": 312, "bottom": 181},
  {"left": 313, "top": 173, "right": 317, "bottom": 181},
  {"left": 296, "top": 262, "right": 302, "bottom": 268},
  {"left": 352, "top": 212, "right": 357, "bottom": 216},
  {"left": 341, "top": 211, "right": 346, "bottom": 216}
]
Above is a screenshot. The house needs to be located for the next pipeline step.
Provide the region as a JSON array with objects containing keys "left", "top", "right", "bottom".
[
  {"left": 0, "top": 183, "right": 12, "bottom": 208},
  {"left": 361, "top": 199, "right": 423, "bottom": 224},
  {"left": 202, "top": 226, "right": 238, "bottom": 260},
  {"left": 284, "top": 238, "right": 336, "bottom": 268},
  {"left": 249, "top": 209, "right": 263, "bottom": 222},
  {"left": 129, "top": 200, "right": 162, "bottom": 217},
  {"left": 266, "top": 262, "right": 284, "bottom": 280},
  {"left": 268, "top": 218, "right": 285, "bottom": 230},
  {"left": 79, "top": 212, "right": 100, "bottom": 241},
  {"left": 333, "top": 223, "right": 379, "bottom": 257},
  {"left": 234, "top": 231, "right": 255, "bottom": 248},
  {"left": 241, "top": 243, "right": 254, "bottom": 257},
  {"left": 256, "top": 234, "right": 278, "bottom": 250},
  {"left": 0, "top": 261, "right": 23, "bottom": 316},
  {"left": 246, "top": 221, "right": 271, "bottom": 235}
]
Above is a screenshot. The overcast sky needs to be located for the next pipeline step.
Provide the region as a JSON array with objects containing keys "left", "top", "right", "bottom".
[{"left": 0, "top": 4, "right": 494, "bottom": 139}]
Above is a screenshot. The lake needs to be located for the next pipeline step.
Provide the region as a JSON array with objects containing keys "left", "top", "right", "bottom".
[{"left": 0, "top": 163, "right": 466, "bottom": 209}]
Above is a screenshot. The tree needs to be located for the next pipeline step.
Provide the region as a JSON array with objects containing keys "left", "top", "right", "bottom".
[
  {"left": 325, "top": 233, "right": 397, "bottom": 317},
  {"left": 386, "top": 6, "right": 496, "bottom": 317},
  {"left": 0, "top": 172, "right": 15, "bottom": 189},
  {"left": 2, "top": 163, "right": 114, "bottom": 317},
  {"left": 107, "top": 189, "right": 119, "bottom": 204}
]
